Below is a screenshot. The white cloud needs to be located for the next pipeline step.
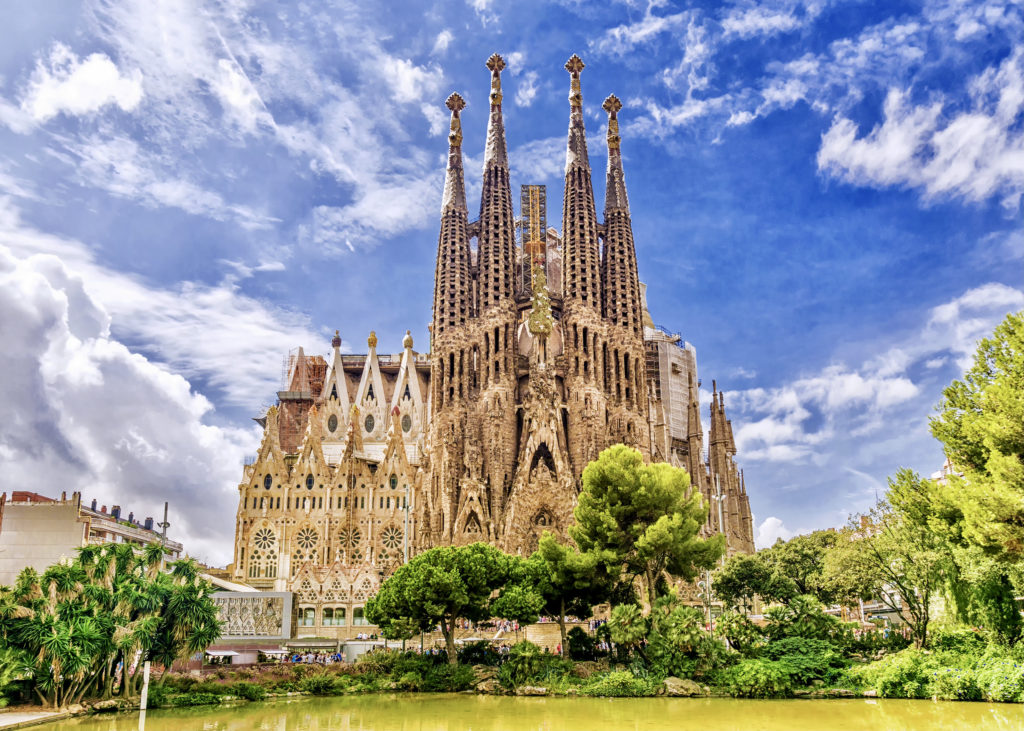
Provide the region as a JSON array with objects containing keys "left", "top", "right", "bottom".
[
  {"left": 817, "top": 47, "right": 1024, "bottom": 208},
  {"left": 67, "top": 136, "right": 276, "bottom": 230},
  {"left": 722, "top": 7, "right": 801, "bottom": 39},
  {"left": 0, "top": 242, "right": 256, "bottom": 564},
  {"left": 0, "top": 198, "right": 322, "bottom": 410},
  {"left": 515, "top": 71, "right": 539, "bottom": 107},
  {"left": 510, "top": 136, "right": 567, "bottom": 185},
  {"left": 732, "top": 281, "right": 1024, "bottom": 464},
  {"left": 756, "top": 516, "right": 793, "bottom": 548},
  {"left": 21, "top": 43, "right": 143, "bottom": 122},
  {"left": 379, "top": 57, "right": 443, "bottom": 104},
  {"left": 591, "top": 5, "right": 690, "bottom": 56},
  {"left": 432, "top": 30, "right": 454, "bottom": 55}
]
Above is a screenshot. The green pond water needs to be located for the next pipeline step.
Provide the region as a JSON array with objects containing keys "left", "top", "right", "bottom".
[{"left": 34, "top": 694, "right": 1024, "bottom": 731}]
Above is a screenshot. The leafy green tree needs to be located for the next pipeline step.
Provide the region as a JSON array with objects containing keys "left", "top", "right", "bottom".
[
  {"left": 365, "top": 543, "right": 515, "bottom": 665},
  {"left": 759, "top": 530, "right": 838, "bottom": 604},
  {"left": 823, "top": 470, "right": 947, "bottom": 648},
  {"left": 572, "top": 445, "right": 725, "bottom": 607},
  {"left": 0, "top": 543, "right": 220, "bottom": 707},
  {"left": 505, "top": 533, "right": 614, "bottom": 657},
  {"left": 931, "top": 311, "right": 1024, "bottom": 559},
  {"left": 713, "top": 553, "right": 797, "bottom": 611}
]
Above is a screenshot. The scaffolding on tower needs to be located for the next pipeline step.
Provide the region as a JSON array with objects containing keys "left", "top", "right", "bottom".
[{"left": 517, "top": 184, "right": 547, "bottom": 294}]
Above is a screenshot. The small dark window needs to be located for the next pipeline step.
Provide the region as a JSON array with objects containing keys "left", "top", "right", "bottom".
[
  {"left": 264, "top": 474, "right": 272, "bottom": 490},
  {"left": 306, "top": 474, "right": 314, "bottom": 490},
  {"left": 390, "top": 475, "right": 398, "bottom": 490}
]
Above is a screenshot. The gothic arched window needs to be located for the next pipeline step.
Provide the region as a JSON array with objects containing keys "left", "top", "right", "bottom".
[
  {"left": 305, "top": 474, "right": 314, "bottom": 490},
  {"left": 264, "top": 474, "right": 272, "bottom": 490}
]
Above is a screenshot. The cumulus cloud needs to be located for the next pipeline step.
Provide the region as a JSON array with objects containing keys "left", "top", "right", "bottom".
[
  {"left": 21, "top": 43, "right": 143, "bottom": 122},
  {"left": 0, "top": 243, "right": 255, "bottom": 564},
  {"left": 0, "top": 198, "right": 323, "bottom": 410},
  {"left": 756, "top": 516, "right": 793, "bottom": 548}
]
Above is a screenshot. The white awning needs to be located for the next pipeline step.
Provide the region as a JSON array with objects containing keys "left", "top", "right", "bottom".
[
  {"left": 205, "top": 650, "right": 239, "bottom": 657},
  {"left": 456, "top": 637, "right": 485, "bottom": 643},
  {"left": 260, "top": 649, "right": 289, "bottom": 655}
]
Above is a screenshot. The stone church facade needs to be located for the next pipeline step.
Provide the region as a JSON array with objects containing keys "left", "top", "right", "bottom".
[{"left": 230, "top": 55, "right": 754, "bottom": 637}]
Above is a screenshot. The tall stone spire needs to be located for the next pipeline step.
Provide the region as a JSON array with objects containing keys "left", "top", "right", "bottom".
[
  {"left": 601, "top": 94, "right": 642, "bottom": 335},
  {"left": 686, "top": 372, "right": 705, "bottom": 491},
  {"left": 561, "top": 54, "right": 601, "bottom": 308},
  {"left": 441, "top": 93, "right": 467, "bottom": 214},
  {"left": 432, "top": 92, "right": 472, "bottom": 335},
  {"left": 478, "top": 53, "right": 516, "bottom": 311}
]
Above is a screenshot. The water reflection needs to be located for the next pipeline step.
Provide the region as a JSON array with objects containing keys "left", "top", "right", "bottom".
[{"left": 40, "top": 694, "right": 1024, "bottom": 731}]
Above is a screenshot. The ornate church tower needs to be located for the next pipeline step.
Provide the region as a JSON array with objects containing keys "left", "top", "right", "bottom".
[
  {"left": 473, "top": 54, "right": 519, "bottom": 534},
  {"left": 429, "top": 92, "right": 473, "bottom": 546},
  {"left": 600, "top": 93, "right": 649, "bottom": 451},
  {"left": 560, "top": 55, "right": 609, "bottom": 476}
]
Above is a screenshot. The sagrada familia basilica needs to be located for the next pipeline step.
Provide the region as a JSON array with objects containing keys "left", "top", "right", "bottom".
[{"left": 230, "top": 55, "right": 755, "bottom": 633}]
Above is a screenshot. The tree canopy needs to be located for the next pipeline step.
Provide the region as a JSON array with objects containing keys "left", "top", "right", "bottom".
[
  {"left": 931, "top": 310, "right": 1024, "bottom": 558},
  {"left": 572, "top": 445, "right": 725, "bottom": 607},
  {"left": 365, "top": 542, "right": 525, "bottom": 664},
  {"left": 0, "top": 543, "right": 220, "bottom": 707}
]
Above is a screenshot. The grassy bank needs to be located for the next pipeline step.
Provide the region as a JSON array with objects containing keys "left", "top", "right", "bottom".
[{"left": 141, "top": 632, "right": 1024, "bottom": 709}]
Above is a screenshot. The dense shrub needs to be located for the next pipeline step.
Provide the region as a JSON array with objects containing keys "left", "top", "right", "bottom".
[
  {"left": 356, "top": 650, "right": 403, "bottom": 675},
  {"left": 930, "top": 627, "right": 987, "bottom": 654},
  {"left": 568, "top": 627, "right": 597, "bottom": 661},
  {"left": 145, "top": 683, "right": 171, "bottom": 708},
  {"left": 231, "top": 681, "right": 267, "bottom": 701},
  {"left": 171, "top": 692, "right": 222, "bottom": 707},
  {"left": 931, "top": 667, "right": 982, "bottom": 701},
  {"left": 499, "top": 638, "right": 548, "bottom": 688},
  {"left": 761, "top": 638, "right": 847, "bottom": 685},
  {"left": 716, "top": 612, "right": 762, "bottom": 654},
  {"left": 580, "top": 670, "right": 655, "bottom": 697},
  {"left": 848, "top": 649, "right": 934, "bottom": 698},
  {"left": 975, "top": 656, "right": 1024, "bottom": 702},
  {"left": 299, "top": 672, "right": 341, "bottom": 695},
  {"left": 420, "top": 663, "right": 476, "bottom": 692},
  {"left": 458, "top": 641, "right": 500, "bottom": 666},
  {"left": 763, "top": 595, "right": 850, "bottom": 645},
  {"left": 721, "top": 659, "right": 794, "bottom": 698}
]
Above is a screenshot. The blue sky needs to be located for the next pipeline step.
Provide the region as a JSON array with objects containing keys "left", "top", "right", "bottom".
[{"left": 0, "top": 0, "right": 1020, "bottom": 563}]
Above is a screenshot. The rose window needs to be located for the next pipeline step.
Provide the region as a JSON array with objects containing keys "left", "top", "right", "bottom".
[
  {"left": 253, "top": 528, "right": 276, "bottom": 550},
  {"left": 338, "top": 528, "right": 362, "bottom": 548},
  {"left": 296, "top": 528, "right": 319, "bottom": 550},
  {"left": 381, "top": 526, "right": 403, "bottom": 550}
]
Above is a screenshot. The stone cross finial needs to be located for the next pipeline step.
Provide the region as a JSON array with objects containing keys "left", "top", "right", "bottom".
[
  {"left": 486, "top": 53, "right": 505, "bottom": 105},
  {"left": 445, "top": 92, "right": 466, "bottom": 113},
  {"left": 565, "top": 54, "right": 584, "bottom": 106},
  {"left": 603, "top": 94, "right": 622, "bottom": 150},
  {"left": 446, "top": 92, "right": 465, "bottom": 147}
]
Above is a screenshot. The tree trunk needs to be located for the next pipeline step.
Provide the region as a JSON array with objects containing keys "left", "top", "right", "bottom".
[
  {"left": 645, "top": 569, "right": 658, "bottom": 609},
  {"left": 441, "top": 618, "right": 458, "bottom": 666},
  {"left": 558, "top": 598, "right": 568, "bottom": 658}
]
